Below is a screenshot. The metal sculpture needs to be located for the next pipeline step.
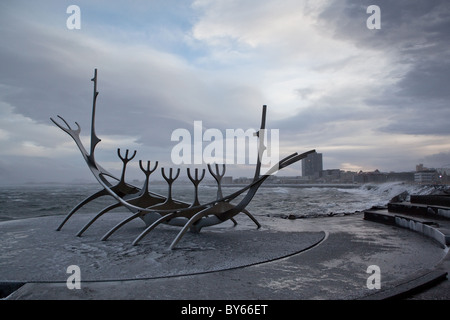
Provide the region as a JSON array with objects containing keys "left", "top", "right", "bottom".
[{"left": 52, "top": 69, "right": 315, "bottom": 249}]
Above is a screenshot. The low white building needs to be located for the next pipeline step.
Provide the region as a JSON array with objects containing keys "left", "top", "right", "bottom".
[{"left": 414, "top": 170, "right": 437, "bottom": 183}]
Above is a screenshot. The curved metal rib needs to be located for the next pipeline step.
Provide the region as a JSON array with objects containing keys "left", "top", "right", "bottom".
[
  {"left": 56, "top": 188, "right": 108, "bottom": 231},
  {"left": 101, "top": 212, "right": 143, "bottom": 241},
  {"left": 76, "top": 202, "right": 122, "bottom": 237},
  {"left": 241, "top": 209, "right": 261, "bottom": 228},
  {"left": 168, "top": 190, "right": 262, "bottom": 250},
  {"left": 169, "top": 207, "right": 219, "bottom": 249},
  {"left": 131, "top": 211, "right": 181, "bottom": 246},
  {"left": 131, "top": 203, "right": 212, "bottom": 245},
  {"left": 56, "top": 148, "right": 139, "bottom": 231}
]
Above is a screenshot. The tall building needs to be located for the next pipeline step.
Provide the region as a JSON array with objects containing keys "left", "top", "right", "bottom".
[{"left": 302, "top": 152, "right": 323, "bottom": 179}]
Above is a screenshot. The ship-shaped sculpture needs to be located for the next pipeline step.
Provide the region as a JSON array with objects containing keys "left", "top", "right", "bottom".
[{"left": 52, "top": 69, "right": 315, "bottom": 249}]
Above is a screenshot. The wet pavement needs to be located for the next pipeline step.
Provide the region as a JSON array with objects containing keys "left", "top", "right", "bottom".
[{"left": 1, "top": 212, "right": 448, "bottom": 300}]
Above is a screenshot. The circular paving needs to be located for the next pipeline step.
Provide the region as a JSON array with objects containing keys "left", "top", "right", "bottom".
[{"left": 0, "top": 212, "right": 325, "bottom": 282}]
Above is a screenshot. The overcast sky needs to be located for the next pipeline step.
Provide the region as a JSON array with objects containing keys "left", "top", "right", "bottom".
[{"left": 1, "top": 0, "right": 450, "bottom": 185}]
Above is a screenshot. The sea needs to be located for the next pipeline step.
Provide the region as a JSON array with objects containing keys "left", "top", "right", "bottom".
[{"left": 0, "top": 181, "right": 439, "bottom": 222}]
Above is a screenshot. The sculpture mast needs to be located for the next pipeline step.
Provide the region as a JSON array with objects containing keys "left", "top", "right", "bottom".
[
  {"left": 253, "top": 105, "right": 267, "bottom": 181},
  {"left": 89, "top": 68, "right": 101, "bottom": 162}
]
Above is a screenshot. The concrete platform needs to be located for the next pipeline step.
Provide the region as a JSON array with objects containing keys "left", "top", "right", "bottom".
[
  {"left": 1, "top": 211, "right": 448, "bottom": 300},
  {"left": 364, "top": 209, "right": 450, "bottom": 248}
]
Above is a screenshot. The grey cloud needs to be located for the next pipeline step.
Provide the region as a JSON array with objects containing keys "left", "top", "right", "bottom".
[
  {"left": 397, "top": 61, "right": 450, "bottom": 100},
  {"left": 421, "top": 152, "right": 450, "bottom": 168},
  {"left": 316, "top": 0, "right": 450, "bottom": 137},
  {"left": 0, "top": 16, "right": 254, "bottom": 146},
  {"left": 0, "top": 4, "right": 269, "bottom": 183},
  {"left": 1, "top": 0, "right": 450, "bottom": 183},
  {"left": 319, "top": 0, "right": 450, "bottom": 49}
]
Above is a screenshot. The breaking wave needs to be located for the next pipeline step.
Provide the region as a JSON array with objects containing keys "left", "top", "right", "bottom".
[{"left": 246, "top": 181, "right": 438, "bottom": 218}]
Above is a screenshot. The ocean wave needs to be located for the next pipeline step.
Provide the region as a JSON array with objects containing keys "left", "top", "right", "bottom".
[{"left": 0, "top": 182, "right": 444, "bottom": 221}]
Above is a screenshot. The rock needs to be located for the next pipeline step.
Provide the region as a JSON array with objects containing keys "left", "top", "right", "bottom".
[{"left": 390, "top": 191, "right": 409, "bottom": 203}]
